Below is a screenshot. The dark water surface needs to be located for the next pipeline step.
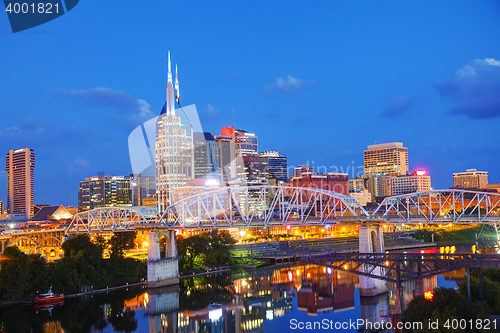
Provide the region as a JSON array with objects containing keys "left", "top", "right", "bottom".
[{"left": 0, "top": 245, "right": 482, "bottom": 333}]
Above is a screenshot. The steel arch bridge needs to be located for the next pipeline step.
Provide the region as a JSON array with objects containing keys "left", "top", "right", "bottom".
[
  {"left": 374, "top": 189, "right": 500, "bottom": 224},
  {"left": 64, "top": 187, "right": 500, "bottom": 234}
]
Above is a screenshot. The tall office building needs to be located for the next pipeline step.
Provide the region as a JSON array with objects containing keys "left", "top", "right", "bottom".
[
  {"left": 78, "top": 175, "right": 132, "bottom": 212},
  {"left": 236, "top": 156, "right": 269, "bottom": 182},
  {"left": 259, "top": 151, "right": 287, "bottom": 182},
  {"left": 364, "top": 142, "right": 408, "bottom": 177},
  {"left": 215, "top": 127, "right": 237, "bottom": 183},
  {"left": 193, "top": 132, "right": 221, "bottom": 180},
  {"left": 392, "top": 171, "right": 431, "bottom": 196},
  {"left": 155, "top": 52, "right": 194, "bottom": 211},
  {"left": 131, "top": 174, "right": 156, "bottom": 206},
  {"left": 235, "top": 129, "right": 258, "bottom": 156},
  {"left": 453, "top": 169, "right": 488, "bottom": 189},
  {"left": 6, "top": 148, "right": 35, "bottom": 218},
  {"left": 367, "top": 173, "right": 392, "bottom": 198}
]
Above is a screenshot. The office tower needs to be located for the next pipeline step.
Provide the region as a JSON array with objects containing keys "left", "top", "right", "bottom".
[
  {"left": 391, "top": 171, "right": 431, "bottom": 196},
  {"left": 78, "top": 175, "right": 132, "bottom": 212},
  {"left": 364, "top": 142, "right": 408, "bottom": 177},
  {"left": 453, "top": 169, "right": 488, "bottom": 189},
  {"left": 131, "top": 174, "right": 156, "bottom": 206},
  {"left": 236, "top": 156, "right": 269, "bottom": 182},
  {"left": 235, "top": 129, "right": 258, "bottom": 156},
  {"left": 215, "top": 127, "right": 237, "bottom": 182},
  {"left": 293, "top": 165, "right": 314, "bottom": 178},
  {"left": 6, "top": 148, "right": 35, "bottom": 218},
  {"left": 155, "top": 52, "right": 194, "bottom": 211},
  {"left": 193, "top": 132, "right": 221, "bottom": 180},
  {"left": 367, "top": 173, "right": 392, "bottom": 198},
  {"left": 259, "top": 151, "right": 287, "bottom": 182}
]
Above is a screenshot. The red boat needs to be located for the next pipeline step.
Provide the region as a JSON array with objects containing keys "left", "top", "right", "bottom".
[{"left": 33, "top": 291, "right": 64, "bottom": 305}]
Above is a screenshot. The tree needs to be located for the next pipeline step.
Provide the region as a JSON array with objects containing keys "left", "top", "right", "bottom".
[
  {"left": 177, "top": 235, "right": 209, "bottom": 271},
  {"left": 108, "top": 232, "right": 136, "bottom": 258},
  {"left": 92, "top": 235, "right": 108, "bottom": 258},
  {"left": 0, "top": 246, "right": 32, "bottom": 300},
  {"left": 202, "top": 230, "right": 236, "bottom": 266},
  {"left": 62, "top": 234, "right": 102, "bottom": 267}
]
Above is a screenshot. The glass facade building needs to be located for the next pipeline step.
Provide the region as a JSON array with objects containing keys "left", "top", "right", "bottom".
[
  {"left": 78, "top": 175, "right": 132, "bottom": 212},
  {"left": 259, "top": 151, "right": 287, "bottom": 182}
]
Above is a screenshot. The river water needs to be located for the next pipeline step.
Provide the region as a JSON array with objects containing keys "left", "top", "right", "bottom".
[{"left": 0, "top": 245, "right": 482, "bottom": 333}]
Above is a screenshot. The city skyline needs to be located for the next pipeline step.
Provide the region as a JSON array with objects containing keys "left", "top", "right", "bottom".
[{"left": 1, "top": 1, "right": 500, "bottom": 205}]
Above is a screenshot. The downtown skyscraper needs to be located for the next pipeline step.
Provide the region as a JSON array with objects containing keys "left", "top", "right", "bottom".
[
  {"left": 6, "top": 148, "right": 35, "bottom": 218},
  {"left": 155, "top": 52, "right": 194, "bottom": 212}
]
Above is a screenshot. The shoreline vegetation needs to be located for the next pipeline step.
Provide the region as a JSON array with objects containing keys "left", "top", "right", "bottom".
[{"left": 412, "top": 225, "right": 498, "bottom": 244}]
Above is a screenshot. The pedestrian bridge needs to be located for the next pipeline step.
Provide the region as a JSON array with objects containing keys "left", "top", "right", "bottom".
[{"left": 64, "top": 187, "right": 500, "bottom": 234}]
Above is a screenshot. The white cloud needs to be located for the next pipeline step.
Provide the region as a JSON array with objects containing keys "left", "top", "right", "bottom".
[
  {"left": 262, "top": 75, "right": 316, "bottom": 95},
  {"left": 136, "top": 99, "right": 154, "bottom": 118}
]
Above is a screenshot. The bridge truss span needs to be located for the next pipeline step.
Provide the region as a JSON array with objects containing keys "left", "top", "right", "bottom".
[
  {"left": 66, "top": 206, "right": 163, "bottom": 234},
  {"left": 162, "top": 185, "right": 369, "bottom": 229},
  {"left": 373, "top": 189, "right": 500, "bottom": 224}
]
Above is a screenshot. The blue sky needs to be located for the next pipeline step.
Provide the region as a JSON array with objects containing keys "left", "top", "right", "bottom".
[{"left": 1, "top": 1, "right": 500, "bottom": 205}]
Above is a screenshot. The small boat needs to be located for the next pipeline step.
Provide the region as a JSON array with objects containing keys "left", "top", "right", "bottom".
[{"left": 33, "top": 287, "right": 64, "bottom": 306}]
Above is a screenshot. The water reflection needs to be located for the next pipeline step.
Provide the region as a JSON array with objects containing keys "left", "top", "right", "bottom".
[{"left": 2, "top": 245, "right": 482, "bottom": 333}]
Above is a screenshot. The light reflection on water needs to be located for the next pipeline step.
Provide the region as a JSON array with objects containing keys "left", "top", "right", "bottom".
[{"left": 0, "top": 245, "right": 484, "bottom": 333}]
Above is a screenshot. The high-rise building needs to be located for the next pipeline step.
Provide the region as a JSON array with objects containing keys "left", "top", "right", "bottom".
[
  {"left": 364, "top": 142, "right": 408, "bottom": 177},
  {"left": 6, "top": 148, "right": 35, "bottom": 218},
  {"left": 367, "top": 173, "right": 392, "bottom": 198},
  {"left": 131, "top": 174, "right": 156, "bottom": 206},
  {"left": 259, "top": 151, "right": 287, "bottom": 182},
  {"left": 235, "top": 129, "right": 258, "bottom": 156},
  {"left": 453, "top": 169, "right": 488, "bottom": 189},
  {"left": 155, "top": 52, "right": 194, "bottom": 211},
  {"left": 78, "top": 175, "right": 132, "bottom": 212},
  {"left": 236, "top": 156, "right": 269, "bottom": 182},
  {"left": 193, "top": 132, "right": 221, "bottom": 180},
  {"left": 0, "top": 201, "right": 3, "bottom": 215},
  {"left": 392, "top": 171, "right": 431, "bottom": 196},
  {"left": 215, "top": 127, "right": 237, "bottom": 183}
]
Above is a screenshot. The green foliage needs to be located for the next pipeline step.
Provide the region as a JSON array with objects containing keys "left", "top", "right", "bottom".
[
  {"left": 0, "top": 246, "right": 51, "bottom": 301},
  {"left": 177, "top": 234, "right": 209, "bottom": 271},
  {"left": 62, "top": 234, "right": 102, "bottom": 267},
  {"left": 403, "top": 287, "right": 488, "bottom": 333},
  {"left": 108, "top": 232, "right": 136, "bottom": 258},
  {"left": 92, "top": 235, "right": 108, "bottom": 257},
  {"left": 412, "top": 225, "right": 498, "bottom": 243},
  {"left": 177, "top": 231, "right": 236, "bottom": 273}
]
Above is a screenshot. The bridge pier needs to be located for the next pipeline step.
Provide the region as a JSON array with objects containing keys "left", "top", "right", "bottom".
[
  {"left": 147, "top": 231, "right": 179, "bottom": 288},
  {"left": 359, "top": 225, "right": 389, "bottom": 297}
]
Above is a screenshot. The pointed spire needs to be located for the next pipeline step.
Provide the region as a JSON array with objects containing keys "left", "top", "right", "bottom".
[{"left": 168, "top": 51, "right": 171, "bottom": 73}]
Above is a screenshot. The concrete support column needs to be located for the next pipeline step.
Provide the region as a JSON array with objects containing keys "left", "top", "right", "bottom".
[
  {"left": 147, "top": 231, "right": 179, "bottom": 288},
  {"left": 359, "top": 225, "right": 388, "bottom": 297}
]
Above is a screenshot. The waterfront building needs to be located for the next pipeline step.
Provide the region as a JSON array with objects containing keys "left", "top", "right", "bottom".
[
  {"left": 155, "top": 52, "right": 194, "bottom": 211},
  {"left": 363, "top": 142, "right": 408, "bottom": 177},
  {"left": 193, "top": 132, "right": 221, "bottom": 180},
  {"left": 6, "top": 148, "right": 35, "bottom": 218},
  {"left": 453, "top": 169, "right": 488, "bottom": 189},
  {"left": 78, "top": 175, "right": 132, "bottom": 212},
  {"left": 391, "top": 171, "right": 431, "bottom": 196},
  {"left": 132, "top": 174, "right": 156, "bottom": 206},
  {"left": 259, "top": 151, "right": 287, "bottom": 182},
  {"left": 32, "top": 205, "right": 74, "bottom": 222}
]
